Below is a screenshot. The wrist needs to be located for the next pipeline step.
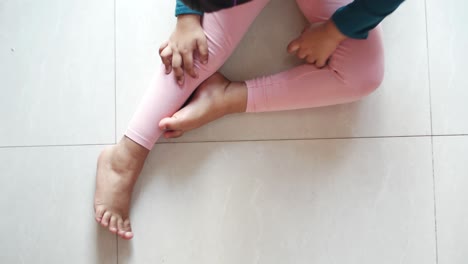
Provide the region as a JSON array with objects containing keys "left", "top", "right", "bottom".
[
  {"left": 325, "top": 19, "right": 347, "bottom": 43},
  {"left": 177, "top": 14, "right": 201, "bottom": 25}
]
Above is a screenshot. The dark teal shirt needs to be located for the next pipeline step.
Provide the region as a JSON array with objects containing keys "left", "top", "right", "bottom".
[
  {"left": 176, "top": 0, "right": 204, "bottom": 16},
  {"left": 175, "top": 0, "right": 404, "bottom": 39}
]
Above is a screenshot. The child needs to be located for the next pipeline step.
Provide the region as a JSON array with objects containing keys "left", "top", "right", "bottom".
[{"left": 94, "top": 0, "right": 405, "bottom": 240}]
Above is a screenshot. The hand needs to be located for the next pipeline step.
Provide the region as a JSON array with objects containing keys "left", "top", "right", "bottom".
[
  {"left": 287, "top": 20, "right": 347, "bottom": 68},
  {"left": 159, "top": 14, "right": 209, "bottom": 85}
]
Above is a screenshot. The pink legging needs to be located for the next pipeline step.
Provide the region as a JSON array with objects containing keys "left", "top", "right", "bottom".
[{"left": 126, "top": 0, "right": 384, "bottom": 150}]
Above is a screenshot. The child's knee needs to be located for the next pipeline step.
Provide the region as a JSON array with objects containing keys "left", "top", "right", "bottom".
[
  {"left": 349, "top": 66, "right": 385, "bottom": 98},
  {"left": 334, "top": 28, "right": 384, "bottom": 98},
  {"left": 296, "top": 0, "right": 339, "bottom": 23},
  {"left": 336, "top": 47, "right": 385, "bottom": 98}
]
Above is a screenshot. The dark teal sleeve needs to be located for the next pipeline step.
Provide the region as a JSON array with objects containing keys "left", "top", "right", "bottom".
[
  {"left": 331, "top": 0, "right": 404, "bottom": 39},
  {"left": 175, "top": 0, "right": 203, "bottom": 16}
]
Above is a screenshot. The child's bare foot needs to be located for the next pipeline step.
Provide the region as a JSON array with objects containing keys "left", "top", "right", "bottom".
[
  {"left": 159, "top": 72, "right": 248, "bottom": 138},
  {"left": 94, "top": 137, "right": 149, "bottom": 240}
]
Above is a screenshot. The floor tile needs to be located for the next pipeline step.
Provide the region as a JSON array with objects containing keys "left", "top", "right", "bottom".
[
  {"left": 116, "top": 0, "right": 430, "bottom": 144},
  {"left": 0, "top": 0, "right": 115, "bottom": 147},
  {"left": 119, "top": 137, "right": 435, "bottom": 264},
  {"left": 427, "top": 0, "right": 468, "bottom": 134},
  {"left": 433, "top": 136, "right": 468, "bottom": 264},
  {"left": 0, "top": 146, "right": 116, "bottom": 264}
]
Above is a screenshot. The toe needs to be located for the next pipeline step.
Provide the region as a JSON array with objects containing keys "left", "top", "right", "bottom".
[
  {"left": 164, "top": 130, "right": 184, "bottom": 139},
  {"left": 121, "top": 219, "right": 133, "bottom": 240},
  {"left": 159, "top": 117, "right": 171, "bottom": 130},
  {"left": 123, "top": 231, "right": 134, "bottom": 240},
  {"left": 159, "top": 110, "right": 191, "bottom": 132},
  {"left": 94, "top": 206, "right": 106, "bottom": 222},
  {"left": 159, "top": 116, "right": 181, "bottom": 131},
  {"left": 117, "top": 218, "right": 125, "bottom": 236},
  {"left": 123, "top": 219, "right": 132, "bottom": 231},
  {"left": 109, "top": 215, "right": 118, "bottom": 233},
  {"left": 100, "top": 211, "right": 112, "bottom": 227},
  {"left": 119, "top": 219, "right": 133, "bottom": 240}
]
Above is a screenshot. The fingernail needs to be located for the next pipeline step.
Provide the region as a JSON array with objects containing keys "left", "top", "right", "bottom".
[
  {"left": 202, "top": 60, "right": 207, "bottom": 64},
  {"left": 178, "top": 80, "right": 183, "bottom": 86}
]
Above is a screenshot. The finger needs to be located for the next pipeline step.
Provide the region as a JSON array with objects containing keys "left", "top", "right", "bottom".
[
  {"left": 181, "top": 50, "right": 197, "bottom": 78},
  {"left": 172, "top": 52, "right": 184, "bottom": 85},
  {"left": 159, "top": 41, "right": 169, "bottom": 55},
  {"left": 160, "top": 46, "right": 173, "bottom": 74},
  {"left": 315, "top": 57, "right": 328, "bottom": 68},
  {"left": 297, "top": 49, "right": 308, "bottom": 59},
  {"left": 197, "top": 38, "right": 209, "bottom": 64},
  {"left": 305, "top": 55, "right": 316, "bottom": 64},
  {"left": 287, "top": 39, "right": 301, "bottom": 54},
  {"left": 164, "top": 130, "right": 184, "bottom": 139}
]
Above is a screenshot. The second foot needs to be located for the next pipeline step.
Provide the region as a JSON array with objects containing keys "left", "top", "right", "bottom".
[{"left": 159, "top": 72, "right": 247, "bottom": 138}]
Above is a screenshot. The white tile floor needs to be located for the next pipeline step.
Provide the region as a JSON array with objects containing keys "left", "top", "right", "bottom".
[{"left": 0, "top": 0, "right": 466, "bottom": 263}]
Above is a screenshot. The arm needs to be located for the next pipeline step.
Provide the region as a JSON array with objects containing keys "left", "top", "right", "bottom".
[{"left": 331, "top": 0, "right": 405, "bottom": 39}]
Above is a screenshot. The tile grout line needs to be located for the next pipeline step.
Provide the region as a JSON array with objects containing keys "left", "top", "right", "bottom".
[
  {"left": 0, "top": 143, "right": 115, "bottom": 149},
  {"left": 114, "top": 0, "right": 118, "bottom": 145},
  {"left": 424, "top": 0, "right": 434, "bottom": 136},
  {"left": 156, "top": 134, "right": 468, "bottom": 145},
  {"left": 3, "top": 134, "right": 468, "bottom": 149},
  {"left": 424, "top": 0, "right": 439, "bottom": 263},
  {"left": 114, "top": 1, "right": 119, "bottom": 263},
  {"left": 430, "top": 133, "right": 439, "bottom": 264},
  {"left": 116, "top": 235, "right": 119, "bottom": 264},
  {"left": 155, "top": 134, "right": 432, "bottom": 144},
  {"left": 432, "top": 133, "right": 468, "bottom": 137}
]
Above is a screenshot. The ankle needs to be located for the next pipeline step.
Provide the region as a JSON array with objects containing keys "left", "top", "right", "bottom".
[
  {"left": 113, "top": 137, "right": 149, "bottom": 169},
  {"left": 224, "top": 81, "right": 247, "bottom": 114},
  {"left": 121, "top": 136, "right": 149, "bottom": 156}
]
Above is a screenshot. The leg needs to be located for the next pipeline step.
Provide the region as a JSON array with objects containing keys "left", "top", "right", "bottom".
[
  {"left": 160, "top": 0, "right": 384, "bottom": 137},
  {"left": 126, "top": 0, "right": 270, "bottom": 149},
  {"left": 245, "top": 0, "right": 384, "bottom": 112},
  {"left": 94, "top": 0, "right": 270, "bottom": 239}
]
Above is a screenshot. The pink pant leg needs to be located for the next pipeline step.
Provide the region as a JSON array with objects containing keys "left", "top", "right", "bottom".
[
  {"left": 125, "top": 0, "right": 270, "bottom": 150},
  {"left": 246, "top": 0, "right": 385, "bottom": 112}
]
